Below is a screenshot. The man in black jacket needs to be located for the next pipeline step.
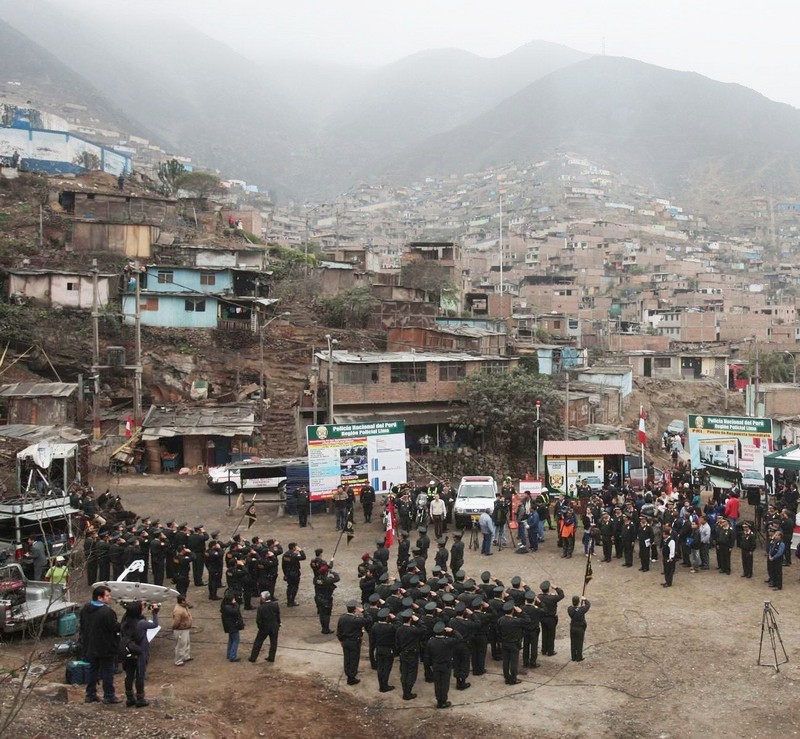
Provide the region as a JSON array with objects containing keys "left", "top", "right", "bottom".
[
  {"left": 80, "top": 585, "right": 121, "bottom": 704},
  {"left": 248, "top": 591, "right": 281, "bottom": 662},
  {"left": 337, "top": 600, "right": 369, "bottom": 685}
]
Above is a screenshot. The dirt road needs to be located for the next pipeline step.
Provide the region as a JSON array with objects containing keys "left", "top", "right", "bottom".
[{"left": 6, "top": 472, "right": 800, "bottom": 738}]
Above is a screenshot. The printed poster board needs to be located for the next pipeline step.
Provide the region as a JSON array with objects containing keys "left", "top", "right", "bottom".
[
  {"left": 687, "top": 414, "right": 772, "bottom": 490},
  {"left": 306, "top": 420, "right": 407, "bottom": 500}
]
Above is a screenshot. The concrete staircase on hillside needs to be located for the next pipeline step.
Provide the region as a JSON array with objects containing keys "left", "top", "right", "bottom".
[{"left": 261, "top": 406, "right": 299, "bottom": 457}]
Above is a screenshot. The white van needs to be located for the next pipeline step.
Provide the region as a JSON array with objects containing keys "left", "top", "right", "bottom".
[{"left": 453, "top": 476, "right": 497, "bottom": 529}]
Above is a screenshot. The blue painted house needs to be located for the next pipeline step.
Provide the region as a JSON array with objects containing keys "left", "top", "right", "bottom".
[{"left": 121, "top": 265, "right": 275, "bottom": 330}]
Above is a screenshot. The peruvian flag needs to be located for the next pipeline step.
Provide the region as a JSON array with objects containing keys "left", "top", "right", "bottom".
[
  {"left": 637, "top": 406, "right": 647, "bottom": 446},
  {"left": 384, "top": 497, "right": 396, "bottom": 548}
]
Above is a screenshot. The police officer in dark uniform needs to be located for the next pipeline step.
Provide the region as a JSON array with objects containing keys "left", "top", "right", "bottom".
[
  {"left": 373, "top": 538, "right": 390, "bottom": 575},
  {"left": 281, "top": 542, "right": 306, "bottom": 607},
  {"left": 567, "top": 595, "right": 590, "bottom": 662},
  {"left": 295, "top": 485, "right": 310, "bottom": 528},
  {"left": 149, "top": 531, "right": 169, "bottom": 586},
  {"left": 173, "top": 544, "right": 195, "bottom": 597},
  {"left": 740, "top": 521, "right": 756, "bottom": 578},
  {"left": 599, "top": 511, "right": 614, "bottom": 562},
  {"left": 537, "top": 580, "right": 564, "bottom": 656},
  {"left": 497, "top": 600, "right": 527, "bottom": 684},
  {"left": 205, "top": 536, "right": 224, "bottom": 600},
  {"left": 96, "top": 532, "right": 111, "bottom": 582},
  {"left": 434, "top": 538, "right": 449, "bottom": 573},
  {"left": 470, "top": 597, "right": 490, "bottom": 676},
  {"left": 416, "top": 526, "right": 431, "bottom": 563},
  {"left": 163, "top": 521, "right": 178, "bottom": 581},
  {"left": 396, "top": 531, "right": 410, "bottom": 576},
  {"left": 521, "top": 590, "right": 541, "bottom": 671},
  {"left": 448, "top": 602, "right": 474, "bottom": 690},
  {"left": 621, "top": 514, "right": 636, "bottom": 567},
  {"left": 187, "top": 525, "right": 209, "bottom": 587},
  {"left": 109, "top": 535, "right": 126, "bottom": 580},
  {"left": 371, "top": 608, "right": 397, "bottom": 692},
  {"left": 449, "top": 530, "right": 464, "bottom": 575},
  {"left": 360, "top": 484, "right": 376, "bottom": 523},
  {"left": 395, "top": 609, "right": 426, "bottom": 700},
  {"left": 425, "top": 620, "right": 461, "bottom": 709},
  {"left": 313, "top": 562, "right": 340, "bottom": 634},
  {"left": 84, "top": 531, "right": 98, "bottom": 587},
  {"left": 336, "top": 600, "right": 369, "bottom": 685},
  {"left": 638, "top": 516, "right": 654, "bottom": 572}
]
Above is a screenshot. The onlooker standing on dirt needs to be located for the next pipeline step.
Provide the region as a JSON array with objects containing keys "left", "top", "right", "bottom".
[
  {"left": 80, "top": 585, "right": 121, "bottom": 704},
  {"left": 221, "top": 594, "right": 244, "bottom": 662},
  {"left": 120, "top": 600, "right": 159, "bottom": 707},
  {"left": 172, "top": 595, "right": 193, "bottom": 666},
  {"left": 429, "top": 493, "right": 447, "bottom": 539}
]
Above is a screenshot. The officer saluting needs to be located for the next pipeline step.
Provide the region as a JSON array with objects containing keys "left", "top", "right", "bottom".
[
  {"left": 336, "top": 600, "right": 369, "bottom": 685},
  {"left": 424, "top": 620, "right": 461, "bottom": 709}
]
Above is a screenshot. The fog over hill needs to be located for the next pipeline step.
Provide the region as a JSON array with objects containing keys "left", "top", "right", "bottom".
[{"left": 2, "top": 2, "right": 799, "bottom": 203}]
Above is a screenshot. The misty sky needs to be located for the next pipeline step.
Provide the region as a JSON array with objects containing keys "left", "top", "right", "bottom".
[{"left": 73, "top": 0, "right": 800, "bottom": 109}]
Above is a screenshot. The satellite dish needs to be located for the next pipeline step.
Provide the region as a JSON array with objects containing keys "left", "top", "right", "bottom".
[{"left": 32, "top": 442, "right": 54, "bottom": 469}]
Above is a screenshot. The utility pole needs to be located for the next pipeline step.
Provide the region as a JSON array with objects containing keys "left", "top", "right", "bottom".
[
  {"left": 535, "top": 400, "right": 541, "bottom": 479},
  {"left": 133, "top": 267, "right": 142, "bottom": 430},
  {"left": 326, "top": 334, "right": 338, "bottom": 423},
  {"left": 564, "top": 372, "right": 570, "bottom": 441},
  {"left": 90, "top": 260, "right": 101, "bottom": 440},
  {"left": 754, "top": 342, "right": 760, "bottom": 417},
  {"left": 499, "top": 190, "right": 504, "bottom": 295}
]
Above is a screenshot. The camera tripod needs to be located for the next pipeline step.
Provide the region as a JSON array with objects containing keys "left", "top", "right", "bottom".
[
  {"left": 469, "top": 523, "right": 480, "bottom": 551},
  {"left": 758, "top": 600, "right": 788, "bottom": 672}
]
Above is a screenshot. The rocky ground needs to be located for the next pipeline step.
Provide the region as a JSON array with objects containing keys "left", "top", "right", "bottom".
[{"left": 3, "top": 471, "right": 800, "bottom": 738}]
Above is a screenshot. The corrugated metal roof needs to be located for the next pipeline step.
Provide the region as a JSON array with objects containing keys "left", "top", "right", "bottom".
[
  {"left": 542, "top": 440, "right": 627, "bottom": 457},
  {"left": 317, "top": 350, "right": 507, "bottom": 364},
  {"left": 141, "top": 404, "right": 255, "bottom": 440},
  {"left": 0, "top": 424, "right": 86, "bottom": 443},
  {"left": 0, "top": 382, "right": 78, "bottom": 398}
]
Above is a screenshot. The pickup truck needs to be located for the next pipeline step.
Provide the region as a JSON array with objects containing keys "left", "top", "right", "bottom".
[{"left": 0, "top": 562, "right": 77, "bottom": 635}]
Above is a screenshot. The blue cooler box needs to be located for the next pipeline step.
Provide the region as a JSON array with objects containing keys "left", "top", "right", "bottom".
[{"left": 58, "top": 611, "right": 77, "bottom": 637}]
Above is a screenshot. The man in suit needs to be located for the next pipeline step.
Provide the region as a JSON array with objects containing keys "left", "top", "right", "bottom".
[{"left": 248, "top": 591, "right": 281, "bottom": 662}]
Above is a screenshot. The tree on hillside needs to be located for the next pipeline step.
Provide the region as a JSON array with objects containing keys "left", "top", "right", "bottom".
[
  {"left": 399, "top": 261, "right": 455, "bottom": 302},
  {"left": 175, "top": 171, "right": 224, "bottom": 200},
  {"left": 755, "top": 351, "right": 795, "bottom": 383},
  {"left": 318, "top": 286, "right": 378, "bottom": 329},
  {"left": 157, "top": 158, "right": 185, "bottom": 196},
  {"left": 452, "top": 367, "right": 562, "bottom": 458}
]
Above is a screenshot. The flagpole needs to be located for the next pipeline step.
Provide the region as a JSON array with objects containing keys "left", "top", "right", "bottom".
[
  {"left": 639, "top": 405, "right": 645, "bottom": 479},
  {"left": 582, "top": 550, "right": 593, "bottom": 597},
  {"left": 230, "top": 492, "right": 257, "bottom": 539}
]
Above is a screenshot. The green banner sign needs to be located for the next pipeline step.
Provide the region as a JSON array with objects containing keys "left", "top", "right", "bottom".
[
  {"left": 306, "top": 420, "right": 405, "bottom": 442},
  {"left": 688, "top": 414, "right": 771, "bottom": 436}
]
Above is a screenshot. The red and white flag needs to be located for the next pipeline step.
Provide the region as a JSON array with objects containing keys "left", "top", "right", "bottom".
[
  {"left": 638, "top": 407, "right": 647, "bottom": 446},
  {"left": 384, "top": 497, "right": 396, "bottom": 548}
]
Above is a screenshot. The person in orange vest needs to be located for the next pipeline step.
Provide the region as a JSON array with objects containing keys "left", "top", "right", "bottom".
[{"left": 559, "top": 505, "right": 576, "bottom": 558}]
